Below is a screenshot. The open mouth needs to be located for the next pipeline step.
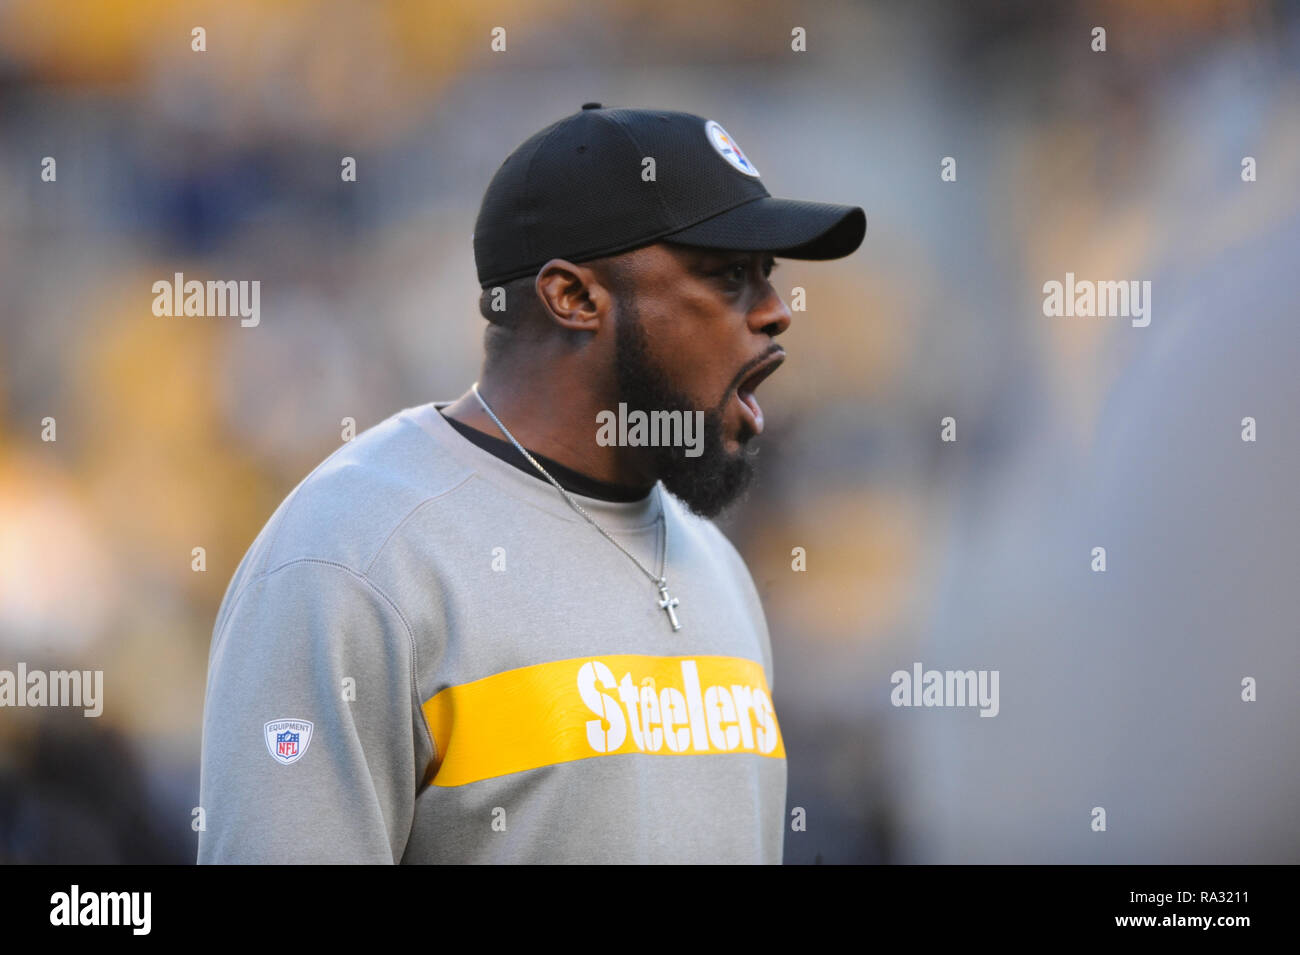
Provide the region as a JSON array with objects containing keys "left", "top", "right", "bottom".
[{"left": 734, "top": 350, "right": 785, "bottom": 438}]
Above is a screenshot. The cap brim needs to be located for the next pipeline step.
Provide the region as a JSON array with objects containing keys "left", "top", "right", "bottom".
[{"left": 662, "top": 196, "right": 866, "bottom": 260}]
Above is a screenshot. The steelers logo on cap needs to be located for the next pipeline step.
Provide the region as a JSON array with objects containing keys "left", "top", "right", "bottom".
[{"left": 704, "top": 120, "right": 760, "bottom": 178}]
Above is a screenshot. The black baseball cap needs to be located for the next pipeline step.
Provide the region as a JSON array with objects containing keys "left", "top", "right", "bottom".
[{"left": 473, "top": 103, "right": 867, "bottom": 289}]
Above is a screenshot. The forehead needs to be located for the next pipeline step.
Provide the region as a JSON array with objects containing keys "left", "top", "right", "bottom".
[{"left": 639, "top": 241, "right": 762, "bottom": 272}]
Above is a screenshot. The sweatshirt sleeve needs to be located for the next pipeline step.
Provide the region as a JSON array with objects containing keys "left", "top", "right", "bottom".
[{"left": 197, "top": 558, "right": 423, "bottom": 863}]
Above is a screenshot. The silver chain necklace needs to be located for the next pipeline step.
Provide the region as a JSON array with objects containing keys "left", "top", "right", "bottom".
[{"left": 470, "top": 381, "right": 681, "bottom": 631}]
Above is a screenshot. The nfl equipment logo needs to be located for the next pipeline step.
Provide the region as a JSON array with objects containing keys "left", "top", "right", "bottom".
[{"left": 264, "top": 718, "right": 313, "bottom": 765}]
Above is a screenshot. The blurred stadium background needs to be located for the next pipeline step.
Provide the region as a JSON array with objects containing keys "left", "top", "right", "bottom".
[{"left": 1, "top": 0, "right": 1297, "bottom": 863}]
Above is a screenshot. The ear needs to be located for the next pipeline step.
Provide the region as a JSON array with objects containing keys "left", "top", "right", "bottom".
[{"left": 535, "top": 259, "right": 613, "bottom": 333}]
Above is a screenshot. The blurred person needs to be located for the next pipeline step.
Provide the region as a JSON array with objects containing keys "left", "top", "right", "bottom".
[
  {"left": 0, "top": 718, "right": 183, "bottom": 864},
  {"left": 897, "top": 200, "right": 1300, "bottom": 864},
  {"left": 197, "top": 105, "right": 864, "bottom": 863}
]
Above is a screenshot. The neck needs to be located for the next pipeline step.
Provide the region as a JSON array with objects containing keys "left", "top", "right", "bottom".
[{"left": 441, "top": 370, "right": 656, "bottom": 489}]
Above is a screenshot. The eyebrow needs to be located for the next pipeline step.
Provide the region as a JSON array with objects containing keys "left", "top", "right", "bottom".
[
  {"left": 665, "top": 245, "right": 774, "bottom": 278},
  {"left": 691, "top": 249, "right": 772, "bottom": 265}
]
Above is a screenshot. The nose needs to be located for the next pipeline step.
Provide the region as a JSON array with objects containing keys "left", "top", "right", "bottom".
[{"left": 750, "top": 281, "right": 792, "bottom": 338}]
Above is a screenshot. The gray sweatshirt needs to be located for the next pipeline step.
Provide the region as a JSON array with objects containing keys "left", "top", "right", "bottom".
[{"left": 197, "top": 400, "right": 786, "bottom": 863}]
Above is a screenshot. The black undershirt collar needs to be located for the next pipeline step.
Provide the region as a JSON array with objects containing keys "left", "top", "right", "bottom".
[{"left": 439, "top": 409, "right": 655, "bottom": 503}]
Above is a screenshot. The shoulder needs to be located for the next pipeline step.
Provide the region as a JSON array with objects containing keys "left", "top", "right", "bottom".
[
  {"left": 662, "top": 490, "right": 767, "bottom": 619},
  {"left": 237, "top": 403, "right": 475, "bottom": 580},
  {"left": 663, "top": 491, "right": 751, "bottom": 574},
  {"left": 662, "top": 491, "right": 775, "bottom": 679}
]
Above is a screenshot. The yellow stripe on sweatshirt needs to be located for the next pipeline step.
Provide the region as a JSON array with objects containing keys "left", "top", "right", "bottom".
[{"left": 421, "top": 654, "right": 783, "bottom": 787}]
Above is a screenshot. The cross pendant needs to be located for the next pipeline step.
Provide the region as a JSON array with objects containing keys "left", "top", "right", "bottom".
[{"left": 657, "top": 582, "right": 681, "bottom": 631}]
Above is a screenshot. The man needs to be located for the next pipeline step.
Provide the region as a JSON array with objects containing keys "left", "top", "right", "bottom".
[{"left": 197, "top": 104, "right": 865, "bottom": 863}]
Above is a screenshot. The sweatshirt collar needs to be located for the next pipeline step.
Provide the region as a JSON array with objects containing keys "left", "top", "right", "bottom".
[{"left": 405, "top": 401, "right": 668, "bottom": 532}]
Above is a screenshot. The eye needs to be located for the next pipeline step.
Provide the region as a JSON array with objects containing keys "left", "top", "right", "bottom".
[{"left": 720, "top": 258, "right": 778, "bottom": 283}]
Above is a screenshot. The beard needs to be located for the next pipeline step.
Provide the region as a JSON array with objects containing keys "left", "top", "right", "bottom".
[{"left": 613, "top": 297, "right": 758, "bottom": 519}]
